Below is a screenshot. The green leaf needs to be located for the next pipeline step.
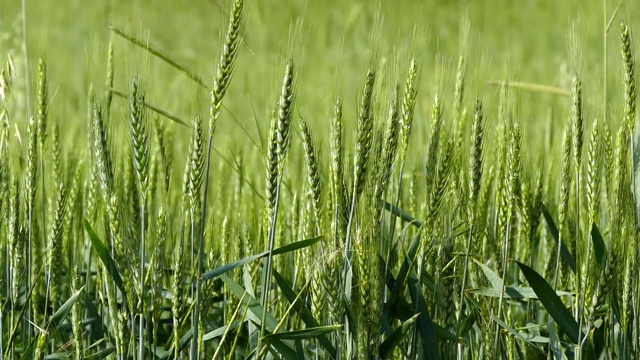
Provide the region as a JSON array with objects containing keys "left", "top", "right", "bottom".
[
  {"left": 383, "top": 201, "right": 423, "bottom": 228},
  {"left": 44, "top": 353, "right": 72, "bottom": 360},
  {"left": 548, "top": 316, "right": 566, "bottom": 359},
  {"left": 540, "top": 203, "right": 576, "bottom": 273},
  {"left": 202, "top": 235, "right": 323, "bottom": 281},
  {"left": 272, "top": 235, "right": 323, "bottom": 255},
  {"left": 407, "top": 271, "right": 439, "bottom": 360},
  {"left": 202, "top": 252, "right": 266, "bottom": 280},
  {"left": 590, "top": 223, "right": 606, "bottom": 269},
  {"left": 83, "top": 218, "right": 127, "bottom": 298},
  {"left": 272, "top": 269, "right": 337, "bottom": 358},
  {"left": 109, "top": 88, "right": 189, "bottom": 127},
  {"left": 379, "top": 313, "right": 419, "bottom": 359},
  {"left": 384, "top": 231, "right": 422, "bottom": 322},
  {"left": 203, "top": 320, "right": 244, "bottom": 342},
  {"left": 48, "top": 286, "right": 85, "bottom": 330},
  {"left": 458, "top": 308, "right": 477, "bottom": 339},
  {"left": 219, "top": 274, "right": 296, "bottom": 356},
  {"left": 470, "top": 287, "right": 573, "bottom": 299},
  {"left": 492, "top": 315, "right": 547, "bottom": 353},
  {"left": 474, "top": 259, "right": 504, "bottom": 294},
  {"left": 108, "top": 25, "right": 208, "bottom": 89},
  {"left": 84, "top": 346, "right": 116, "bottom": 359},
  {"left": 516, "top": 261, "right": 580, "bottom": 344},
  {"left": 262, "top": 325, "right": 341, "bottom": 341}
]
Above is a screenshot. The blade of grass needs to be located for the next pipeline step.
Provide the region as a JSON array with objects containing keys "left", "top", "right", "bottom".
[
  {"left": 109, "top": 88, "right": 189, "bottom": 127},
  {"left": 516, "top": 261, "right": 580, "bottom": 344},
  {"left": 108, "top": 25, "right": 208, "bottom": 89},
  {"left": 82, "top": 218, "right": 127, "bottom": 299},
  {"left": 262, "top": 325, "right": 341, "bottom": 341},
  {"left": 486, "top": 80, "right": 570, "bottom": 96},
  {"left": 379, "top": 313, "right": 419, "bottom": 359},
  {"left": 541, "top": 203, "right": 576, "bottom": 273}
]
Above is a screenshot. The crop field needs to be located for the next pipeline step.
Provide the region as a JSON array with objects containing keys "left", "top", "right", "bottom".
[{"left": 2, "top": 0, "right": 640, "bottom": 359}]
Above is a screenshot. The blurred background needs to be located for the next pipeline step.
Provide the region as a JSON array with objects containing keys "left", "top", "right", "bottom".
[{"left": 1, "top": 0, "right": 639, "bottom": 167}]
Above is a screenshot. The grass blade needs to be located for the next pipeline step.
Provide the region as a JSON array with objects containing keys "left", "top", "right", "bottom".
[
  {"left": 202, "top": 235, "right": 322, "bottom": 280},
  {"left": 262, "top": 325, "right": 341, "bottom": 341},
  {"left": 541, "top": 203, "right": 576, "bottom": 273},
  {"left": 82, "top": 218, "right": 127, "bottom": 299},
  {"left": 48, "top": 286, "right": 85, "bottom": 330},
  {"left": 515, "top": 261, "right": 580, "bottom": 344},
  {"left": 272, "top": 269, "right": 337, "bottom": 358},
  {"left": 108, "top": 25, "right": 208, "bottom": 89},
  {"left": 379, "top": 313, "right": 419, "bottom": 359},
  {"left": 590, "top": 223, "right": 606, "bottom": 268},
  {"left": 110, "top": 88, "right": 189, "bottom": 127}
]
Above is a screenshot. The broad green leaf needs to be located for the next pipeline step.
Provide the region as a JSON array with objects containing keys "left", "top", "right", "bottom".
[
  {"left": 19, "top": 338, "right": 36, "bottom": 360},
  {"left": 203, "top": 320, "right": 244, "bottom": 341},
  {"left": 540, "top": 203, "right": 576, "bottom": 273},
  {"left": 262, "top": 325, "right": 341, "bottom": 341},
  {"left": 44, "top": 353, "right": 72, "bottom": 360},
  {"left": 379, "top": 313, "right": 419, "bottom": 359},
  {"left": 85, "top": 346, "right": 116, "bottom": 359},
  {"left": 219, "top": 274, "right": 297, "bottom": 356},
  {"left": 83, "top": 218, "right": 127, "bottom": 298},
  {"left": 516, "top": 261, "right": 580, "bottom": 344},
  {"left": 458, "top": 308, "right": 477, "bottom": 339},
  {"left": 590, "top": 223, "right": 606, "bottom": 269},
  {"left": 474, "top": 259, "right": 504, "bottom": 294},
  {"left": 385, "top": 231, "right": 422, "bottom": 321},
  {"left": 48, "top": 286, "right": 85, "bottom": 330},
  {"left": 272, "top": 269, "right": 337, "bottom": 358},
  {"left": 383, "top": 201, "right": 424, "bottom": 228},
  {"left": 272, "top": 235, "right": 323, "bottom": 255},
  {"left": 470, "top": 287, "right": 573, "bottom": 299},
  {"left": 202, "top": 252, "right": 265, "bottom": 280},
  {"left": 492, "top": 315, "right": 547, "bottom": 353},
  {"left": 407, "top": 271, "right": 439, "bottom": 360},
  {"left": 202, "top": 235, "right": 322, "bottom": 281}
]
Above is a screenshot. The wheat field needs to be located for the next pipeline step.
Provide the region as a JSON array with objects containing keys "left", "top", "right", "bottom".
[{"left": 1, "top": 0, "right": 640, "bottom": 359}]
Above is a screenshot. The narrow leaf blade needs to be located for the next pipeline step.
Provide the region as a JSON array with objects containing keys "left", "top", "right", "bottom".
[{"left": 515, "top": 261, "right": 579, "bottom": 344}]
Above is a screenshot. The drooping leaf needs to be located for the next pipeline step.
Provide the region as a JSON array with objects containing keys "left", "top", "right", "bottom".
[
  {"left": 516, "top": 261, "right": 579, "bottom": 344},
  {"left": 83, "top": 218, "right": 127, "bottom": 298},
  {"left": 219, "top": 274, "right": 296, "bottom": 356},
  {"left": 262, "top": 325, "right": 341, "bottom": 341},
  {"left": 540, "top": 203, "right": 576, "bottom": 273},
  {"left": 590, "top": 223, "right": 606, "bottom": 269},
  {"left": 202, "top": 235, "right": 323, "bottom": 281},
  {"left": 85, "top": 346, "right": 116, "bottom": 359},
  {"left": 273, "top": 269, "right": 337, "bottom": 358},
  {"left": 383, "top": 201, "right": 423, "bottom": 228},
  {"left": 379, "top": 313, "right": 419, "bottom": 359},
  {"left": 108, "top": 25, "right": 208, "bottom": 89},
  {"left": 202, "top": 252, "right": 265, "bottom": 280},
  {"left": 474, "top": 259, "right": 504, "bottom": 294},
  {"left": 492, "top": 315, "right": 547, "bottom": 353},
  {"left": 407, "top": 271, "right": 439, "bottom": 360},
  {"left": 202, "top": 320, "right": 244, "bottom": 342},
  {"left": 48, "top": 286, "right": 85, "bottom": 330},
  {"left": 470, "top": 287, "right": 573, "bottom": 299},
  {"left": 44, "top": 353, "right": 72, "bottom": 360},
  {"left": 458, "top": 308, "right": 477, "bottom": 339}
]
